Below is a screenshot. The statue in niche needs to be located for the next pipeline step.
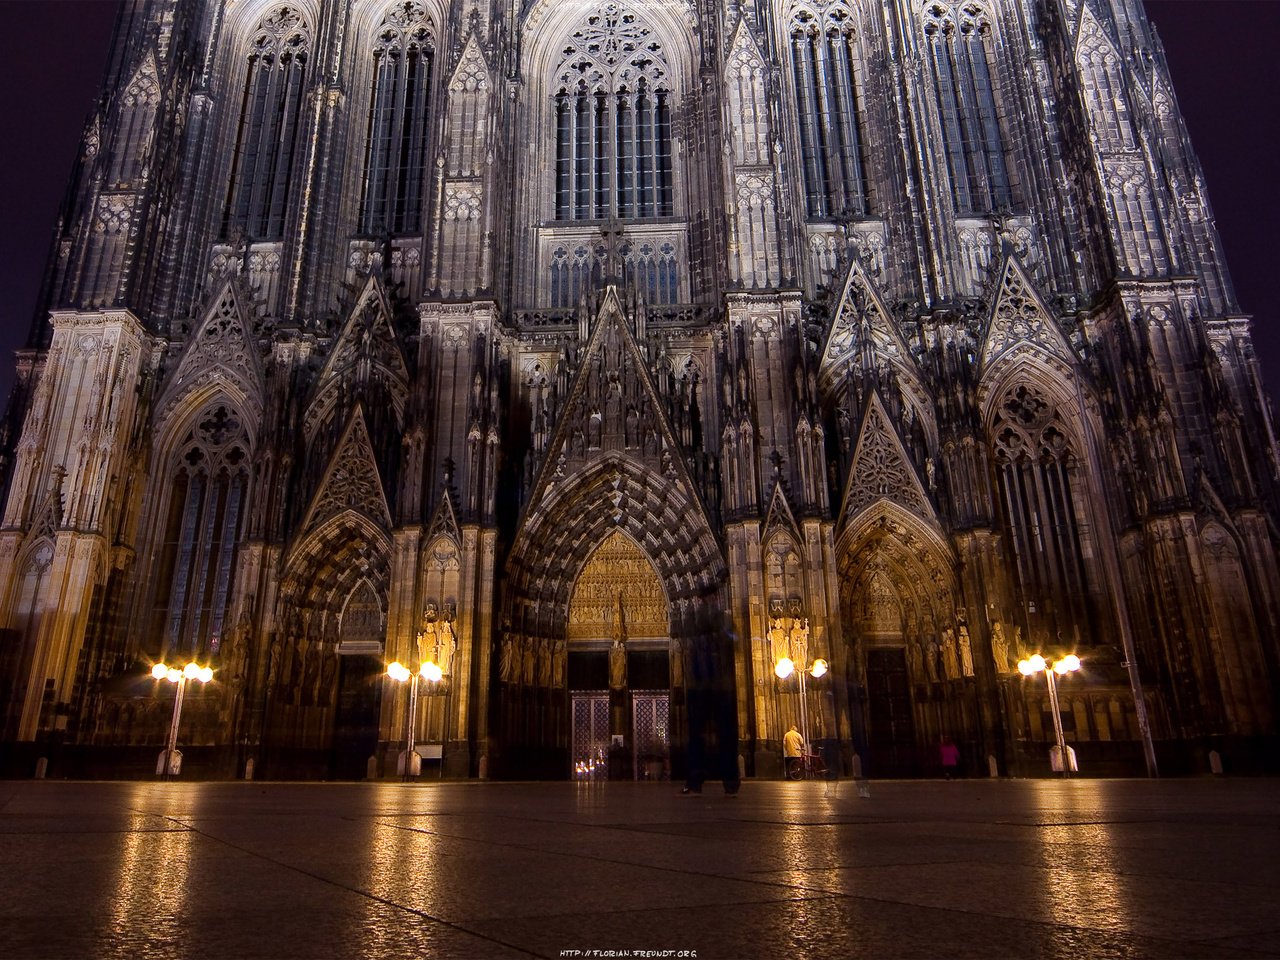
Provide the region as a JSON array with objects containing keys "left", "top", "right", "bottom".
[
  {"left": 267, "top": 638, "right": 283, "bottom": 687},
  {"left": 1014, "top": 625, "right": 1026, "bottom": 659},
  {"left": 319, "top": 648, "right": 337, "bottom": 707},
  {"left": 537, "top": 638, "right": 551, "bottom": 688},
  {"left": 609, "top": 638, "right": 627, "bottom": 690},
  {"left": 958, "top": 624, "right": 974, "bottom": 677},
  {"left": 499, "top": 629, "right": 515, "bottom": 683},
  {"left": 436, "top": 616, "right": 456, "bottom": 675},
  {"left": 990, "top": 620, "right": 1010, "bottom": 674},
  {"left": 669, "top": 638, "right": 683, "bottom": 688},
  {"left": 521, "top": 637, "right": 535, "bottom": 686},
  {"left": 907, "top": 641, "right": 924, "bottom": 681},
  {"left": 941, "top": 628, "right": 960, "bottom": 680},
  {"left": 301, "top": 640, "right": 320, "bottom": 705},
  {"left": 791, "top": 617, "right": 810, "bottom": 668},
  {"left": 552, "top": 639, "right": 566, "bottom": 688},
  {"left": 925, "top": 640, "right": 941, "bottom": 683},
  {"left": 417, "top": 613, "right": 435, "bottom": 666},
  {"left": 769, "top": 617, "right": 790, "bottom": 664}
]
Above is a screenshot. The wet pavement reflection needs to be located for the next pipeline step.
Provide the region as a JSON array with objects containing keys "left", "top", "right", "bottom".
[{"left": 1, "top": 779, "right": 1277, "bottom": 959}]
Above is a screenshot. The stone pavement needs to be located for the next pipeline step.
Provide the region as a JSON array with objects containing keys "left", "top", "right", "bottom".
[{"left": 1, "top": 778, "right": 1277, "bottom": 959}]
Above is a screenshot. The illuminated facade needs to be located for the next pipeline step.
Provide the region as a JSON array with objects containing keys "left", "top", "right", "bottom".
[{"left": 0, "top": 0, "right": 1277, "bottom": 779}]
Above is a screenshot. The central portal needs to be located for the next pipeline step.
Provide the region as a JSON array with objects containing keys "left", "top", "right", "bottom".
[{"left": 566, "top": 531, "right": 674, "bottom": 779}]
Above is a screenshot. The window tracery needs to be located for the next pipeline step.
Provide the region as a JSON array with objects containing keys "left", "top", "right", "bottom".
[
  {"left": 222, "top": 5, "right": 312, "bottom": 239},
  {"left": 990, "top": 383, "right": 1092, "bottom": 639},
  {"left": 361, "top": 1, "right": 435, "bottom": 235},
  {"left": 788, "top": 0, "right": 869, "bottom": 219},
  {"left": 154, "top": 402, "right": 250, "bottom": 660},
  {"left": 109, "top": 56, "right": 160, "bottom": 186},
  {"left": 922, "top": 1, "right": 1012, "bottom": 213},
  {"left": 552, "top": 3, "right": 674, "bottom": 222}
]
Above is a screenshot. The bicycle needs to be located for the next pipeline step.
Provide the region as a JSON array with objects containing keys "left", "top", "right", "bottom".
[{"left": 786, "top": 752, "right": 828, "bottom": 780}]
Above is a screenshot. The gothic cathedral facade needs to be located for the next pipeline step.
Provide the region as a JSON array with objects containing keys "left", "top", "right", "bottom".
[{"left": 0, "top": 0, "right": 1276, "bottom": 779}]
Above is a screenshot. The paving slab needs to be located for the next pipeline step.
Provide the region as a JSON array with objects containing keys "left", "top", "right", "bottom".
[{"left": 0, "top": 779, "right": 1277, "bottom": 959}]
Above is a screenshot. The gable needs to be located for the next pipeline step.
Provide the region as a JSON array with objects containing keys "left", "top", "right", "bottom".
[{"left": 837, "top": 392, "right": 934, "bottom": 531}]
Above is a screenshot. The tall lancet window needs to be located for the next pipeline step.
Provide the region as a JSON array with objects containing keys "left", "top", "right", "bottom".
[
  {"left": 990, "top": 384, "right": 1094, "bottom": 641},
  {"left": 108, "top": 56, "right": 160, "bottom": 187},
  {"left": 553, "top": 3, "right": 674, "bottom": 221},
  {"left": 360, "top": 2, "right": 435, "bottom": 235},
  {"left": 153, "top": 404, "right": 251, "bottom": 660},
  {"left": 222, "top": 6, "right": 311, "bottom": 240},
  {"left": 923, "top": 1, "right": 1012, "bottom": 213},
  {"left": 789, "top": 1, "right": 869, "bottom": 220}
]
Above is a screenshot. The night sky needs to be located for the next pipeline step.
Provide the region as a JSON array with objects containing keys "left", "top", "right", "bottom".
[{"left": 0, "top": 1, "right": 1276, "bottom": 407}]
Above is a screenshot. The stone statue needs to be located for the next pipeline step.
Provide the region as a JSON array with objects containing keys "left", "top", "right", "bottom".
[
  {"left": 791, "top": 617, "right": 810, "bottom": 668},
  {"left": 769, "top": 617, "right": 790, "bottom": 664},
  {"left": 958, "top": 625, "right": 974, "bottom": 677},
  {"left": 521, "top": 638, "right": 535, "bottom": 686},
  {"left": 990, "top": 620, "right": 1010, "bottom": 674},
  {"left": 537, "top": 638, "right": 551, "bottom": 688},
  {"left": 437, "top": 618, "right": 456, "bottom": 675},
  {"left": 319, "top": 647, "right": 337, "bottom": 706},
  {"left": 552, "top": 639, "right": 566, "bottom": 688},
  {"left": 907, "top": 641, "right": 924, "bottom": 681},
  {"left": 669, "top": 638, "right": 683, "bottom": 687},
  {"left": 609, "top": 638, "right": 627, "bottom": 690},
  {"left": 499, "top": 633, "right": 515, "bottom": 682},
  {"left": 926, "top": 640, "right": 941, "bottom": 683},
  {"left": 941, "top": 628, "right": 960, "bottom": 680},
  {"left": 417, "top": 616, "right": 435, "bottom": 665},
  {"left": 1014, "top": 625, "right": 1026, "bottom": 659}
]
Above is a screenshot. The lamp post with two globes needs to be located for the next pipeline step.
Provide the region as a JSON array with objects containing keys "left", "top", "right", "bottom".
[
  {"left": 150, "top": 661, "right": 214, "bottom": 778},
  {"left": 1017, "top": 653, "right": 1081, "bottom": 776},
  {"left": 386, "top": 660, "right": 443, "bottom": 779},
  {"left": 774, "top": 655, "right": 829, "bottom": 772}
]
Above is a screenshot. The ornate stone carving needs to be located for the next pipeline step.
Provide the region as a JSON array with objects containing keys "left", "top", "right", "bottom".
[
  {"left": 981, "top": 256, "right": 1072, "bottom": 370},
  {"left": 839, "top": 393, "right": 930, "bottom": 526},
  {"left": 302, "top": 409, "right": 392, "bottom": 531},
  {"left": 567, "top": 531, "right": 667, "bottom": 640}
]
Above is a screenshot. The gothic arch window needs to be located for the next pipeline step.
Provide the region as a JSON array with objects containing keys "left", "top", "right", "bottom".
[
  {"left": 1077, "top": 28, "right": 1135, "bottom": 151},
  {"left": 552, "top": 3, "right": 675, "bottom": 222},
  {"left": 360, "top": 2, "right": 435, "bottom": 235},
  {"left": 222, "top": 5, "right": 312, "bottom": 239},
  {"left": 989, "top": 383, "right": 1092, "bottom": 639},
  {"left": 788, "top": 1, "right": 869, "bottom": 220},
  {"left": 922, "top": 1, "right": 1012, "bottom": 214},
  {"left": 152, "top": 402, "right": 251, "bottom": 660},
  {"left": 108, "top": 57, "right": 160, "bottom": 187}
]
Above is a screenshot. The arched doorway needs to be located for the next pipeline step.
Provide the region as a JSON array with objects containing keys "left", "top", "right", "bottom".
[
  {"left": 837, "top": 510, "right": 963, "bottom": 777},
  {"left": 497, "top": 455, "right": 726, "bottom": 778},
  {"left": 330, "top": 580, "right": 386, "bottom": 779},
  {"left": 566, "top": 531, "right": 671, "bottom": 779}
]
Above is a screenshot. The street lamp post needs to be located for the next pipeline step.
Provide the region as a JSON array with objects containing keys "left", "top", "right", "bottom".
[
  {"left": 774, "top": 655, "right": 829, "bottom": 772},
  {"left": 386, "top": 660, "right": 442, "bottom": 779},
  {"left": 1017, "top": 653, "right": 1080, "bottom": 777},
  {"left": 151, "top": 661, "right": 213, "bottom": 778}
]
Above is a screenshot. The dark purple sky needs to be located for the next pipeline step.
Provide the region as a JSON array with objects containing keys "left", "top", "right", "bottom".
[{"left": 0, "top": 1, "right": 1276, "bottom": 404}]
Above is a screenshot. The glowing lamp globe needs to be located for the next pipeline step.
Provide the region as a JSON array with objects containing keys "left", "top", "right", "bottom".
[
  {"left": 151, "top": 663, "right": 168, "bottom": 680},
  {"left": 774, "top": 658, "right": 795, "bottom": 680}
]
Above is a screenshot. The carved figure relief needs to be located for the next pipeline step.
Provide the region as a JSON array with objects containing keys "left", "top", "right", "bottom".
[{"left": 567, "top": 531, "right": 667, "bottom": 641}]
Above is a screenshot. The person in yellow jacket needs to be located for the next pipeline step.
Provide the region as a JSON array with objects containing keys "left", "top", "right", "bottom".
[{"left": 783, "top": 725, "right": 804, "bottom": 778}]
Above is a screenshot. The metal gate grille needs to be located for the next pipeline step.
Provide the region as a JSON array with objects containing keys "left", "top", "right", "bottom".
[
  {"left": 632, "top": 693, "right": 670, "bottom": 780},
  {"left": 572, "top": 693, "right": 610, "bottom": 780}
]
